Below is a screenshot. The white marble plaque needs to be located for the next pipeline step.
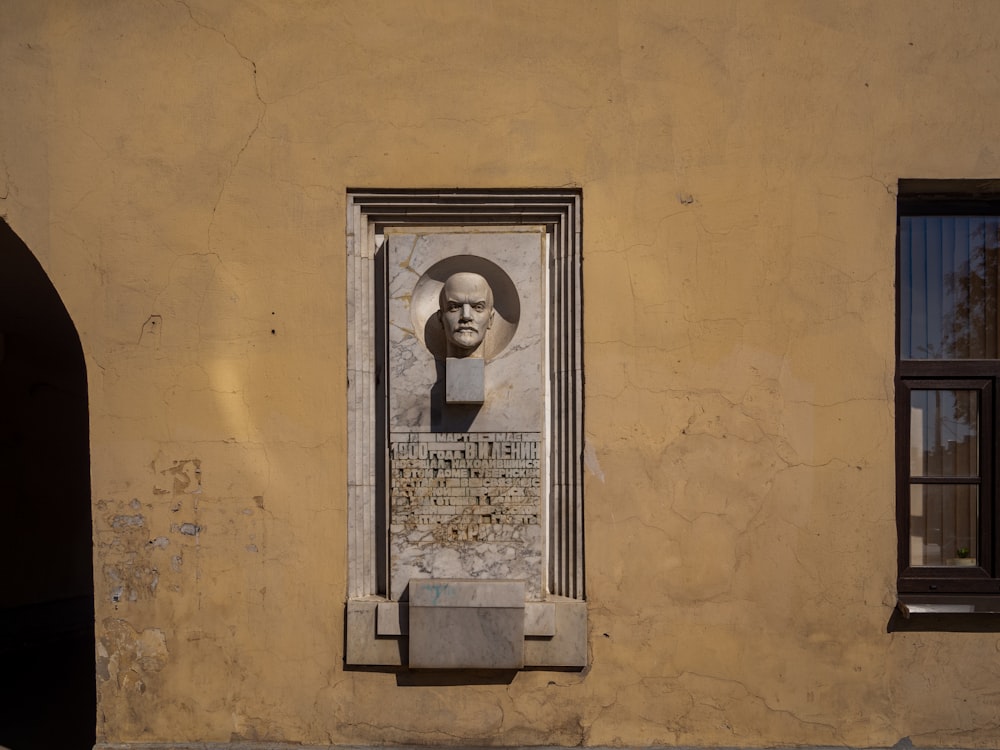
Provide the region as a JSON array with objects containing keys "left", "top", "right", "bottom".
[
  {"left": 386, "top": 228, "right": 546, "bottom": 600},
  {"left": 408, "top": 579, "right": 526, "bottom": 669},
  {"left": 386, "top": 228, "right": 544, "bottom": 433},
  {"left": 346, "top": 192, "right": 586, "bottom": 668}
]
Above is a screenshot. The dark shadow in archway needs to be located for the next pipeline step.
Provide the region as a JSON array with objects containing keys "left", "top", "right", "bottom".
[{"left": 0, "top": 219, "right": 95, "bottom": 750}]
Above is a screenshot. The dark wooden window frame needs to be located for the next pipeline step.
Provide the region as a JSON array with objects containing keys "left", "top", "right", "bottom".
[
  {"left": 896, "top": 377, "right": 995, "bottom": 593},
  {"left": 896, "top": 180, "right": 1000, "bottom": 604}
]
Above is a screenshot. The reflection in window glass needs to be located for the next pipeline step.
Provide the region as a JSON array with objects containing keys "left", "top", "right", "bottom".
[
  {"left": 909, "top": 388, "right": 980, "bottom": 567},
  {"left": 900, "top": 216, "right": 1000, "bottom": 360},
  {"left": 909, "top": 390, "right": 979, "bottom": 477},
  {"left": 909, "top": 484, "right": 978, "bottom": 567}
]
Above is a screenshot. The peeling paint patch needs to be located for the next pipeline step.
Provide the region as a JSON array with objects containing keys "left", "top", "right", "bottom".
[
  {"left": 584, "top": 439, "right": 605, "bottom": 483},
  {"left": 160, "top": 458, "right": 203, "bottom": 497},
  {"left": 96, "top": 641, "right": 110, "bottom": 681},
  {"left": 110, "top": 514, "right": 144, "bottom": 529},
  {"left": 99, "top": 494, "right": 166, "bottom": 606},
  {"left": 177, "top": 522, "right": 201, "bottom": 536},
  {"left": 104, "top": 560, "right": 158, "bottom": 605},
  {"left": 97, "top": 618, "right": 168, "bottom": 697}
]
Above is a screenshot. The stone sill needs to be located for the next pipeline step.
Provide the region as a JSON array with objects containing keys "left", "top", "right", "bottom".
[
  {"left": 897, "top": 594, "right": 1000, "bottom": 616},
  {"left": 345, "top": 596, "right": 586, "bottom": 668},
  {"left": 94, "top": 744, "right": 984, "bottom": 750},
  {"left": 891, "top": 595, "right": 1000, "bottom": 632}
]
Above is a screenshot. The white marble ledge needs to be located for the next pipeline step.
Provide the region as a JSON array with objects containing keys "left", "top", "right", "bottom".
[
  {"left": 409, "top": 581, "right": 526, "bottom": 669},
  {"left": 377, "top": 598, "right": 555, "bottom": 636},
  {"left": 346, "top": 596, "right": 587, "bottom": 668},
  {"left": 100, "top": 745, "right": 954, "bottom": 750}
]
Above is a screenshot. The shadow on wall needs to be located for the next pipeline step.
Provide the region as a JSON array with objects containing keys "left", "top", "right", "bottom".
[{"left": 0, "top": 220, "right": 95, "bottom": 750}]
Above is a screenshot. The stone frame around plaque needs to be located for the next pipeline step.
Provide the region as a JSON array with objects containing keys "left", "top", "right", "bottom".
[{"left": 345, "top": 189, "right": 585, "bottom": 668}]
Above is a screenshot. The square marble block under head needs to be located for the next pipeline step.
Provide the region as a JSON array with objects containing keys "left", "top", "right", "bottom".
[
  {"left": 408, "top": 579, "right": 526, "bottom": 669},
  {"left": 446, "top": 357, "right": 485, "bottom": 403}
]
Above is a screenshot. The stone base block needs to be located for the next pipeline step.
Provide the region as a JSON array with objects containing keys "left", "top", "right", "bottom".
[
  {"left": 346, "top": 595, "right": 587, "bottom": 668},
  {"left": 408, "top": 579, "right": 525, "bottom": 669}
]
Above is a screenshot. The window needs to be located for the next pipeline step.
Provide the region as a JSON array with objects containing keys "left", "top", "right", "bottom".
[{"left": 897, "top": 180, "right": 1000, "bottom": 605}]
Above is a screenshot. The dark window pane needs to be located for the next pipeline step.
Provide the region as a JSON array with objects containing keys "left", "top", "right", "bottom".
[
  {"left": 909, "top": 484, "right": 979, "bottom": 567},
  {"left": 900, "top": 216, "right": 1000, "bottom": 359},
  {"left": 909, "top": 389, "right": 979, "bottom": 477}
]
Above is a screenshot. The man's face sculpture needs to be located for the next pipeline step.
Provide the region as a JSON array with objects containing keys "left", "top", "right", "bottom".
[{"left": 438, "top": 272, "right": 495, "bottom": 357}]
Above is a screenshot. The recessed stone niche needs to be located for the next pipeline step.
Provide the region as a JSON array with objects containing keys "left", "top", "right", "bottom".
[{"left": 345, "top": 190, "right": 585, "bottom": 669}]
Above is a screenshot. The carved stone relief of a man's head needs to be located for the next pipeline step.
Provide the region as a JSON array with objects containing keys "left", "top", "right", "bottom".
[{"left": 437, "top": 272, "right": 495, "bottom": 358}]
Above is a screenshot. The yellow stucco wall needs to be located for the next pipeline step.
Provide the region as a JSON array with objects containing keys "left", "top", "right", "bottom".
[{"left": 3, "top": 1, "right": 1000, "bottom": 746}]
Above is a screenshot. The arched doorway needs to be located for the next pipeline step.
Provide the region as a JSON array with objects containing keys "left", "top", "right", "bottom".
[{"left": 0, "top": 220, "right": 95, "bottom": 749}]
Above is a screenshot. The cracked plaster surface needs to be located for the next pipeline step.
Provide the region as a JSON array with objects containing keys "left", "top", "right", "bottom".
[
  {"left": 5, "top": 1, "right": 1000, "bottom": 748},
  {"left": 169, "top": 0, "right": 268, "bottom": 252}
]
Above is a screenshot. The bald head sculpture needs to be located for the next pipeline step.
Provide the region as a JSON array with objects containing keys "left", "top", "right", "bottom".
[{"left": 438, "top": 272, "right": 495, "bottom": 358}]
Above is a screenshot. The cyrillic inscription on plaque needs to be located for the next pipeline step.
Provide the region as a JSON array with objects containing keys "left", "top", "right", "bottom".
[
  {"left": 391, "top": 432, "right": 541, "bottom": 540},
  {"left": 389, "top": 431, "right": 544, "bottom": 598}
]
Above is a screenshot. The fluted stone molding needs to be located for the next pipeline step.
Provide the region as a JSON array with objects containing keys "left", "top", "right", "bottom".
[{"left": 345, "top": 190, "right": 584, "bottom": 667}]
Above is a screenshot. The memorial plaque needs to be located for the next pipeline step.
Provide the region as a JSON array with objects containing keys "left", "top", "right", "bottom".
[
  {"left": 346, "top": 191, "right": 586, "bottom": 668},
  {"left": 386, "top": 228, "right": 546, "bottom": 600}
]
